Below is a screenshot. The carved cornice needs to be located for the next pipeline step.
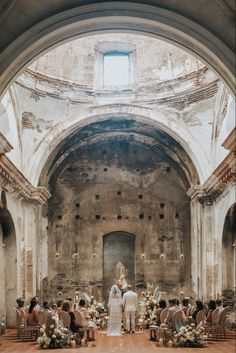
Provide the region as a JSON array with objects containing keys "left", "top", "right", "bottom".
[
  {"left": 187, "top": 129, "right": 236, "bottom": 205},
  {"left": 0, "top": 132, "right": 13, "bottom": 155},
  {"left": 0, "top": 155, "right": 51, "bottom": 204},
  {"left": 222, "top": 128, "right": 236, "bottom": 152}
]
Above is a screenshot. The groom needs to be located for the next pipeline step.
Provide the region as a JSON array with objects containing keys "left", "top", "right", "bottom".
[{"left": 123, "top": 285, "right": 137, "bottom": 333}]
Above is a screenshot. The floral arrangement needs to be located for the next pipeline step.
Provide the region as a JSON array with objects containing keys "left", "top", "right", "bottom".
[
  {"left": 88, "top": 301, "right": 109, "bottom": 330},
  {"left": 173, "top": 324, "right": 206, "bottom": 347},
  {"left": 138, "top": 291, "right": 158, "bottom": 328},
  {"left": 37, "top": 324, "right": 69, "bottom": 349}
]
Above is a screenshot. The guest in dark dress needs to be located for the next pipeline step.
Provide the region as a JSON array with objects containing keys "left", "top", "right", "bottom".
[
  {"left": 61, "top": 300, "right": 84, "bottom": 336},
  {"left": 192, "top": 300, "right": 204, "bottom": 321}
]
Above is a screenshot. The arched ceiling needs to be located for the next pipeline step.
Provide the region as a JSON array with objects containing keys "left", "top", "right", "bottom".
[
  {"left": 0, "top": 1, "right": 235, "bottom": 96},
  {"left": 39, "top": 117, "right": 199, "bottom": 191}
]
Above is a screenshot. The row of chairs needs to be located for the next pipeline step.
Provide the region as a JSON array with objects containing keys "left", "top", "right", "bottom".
[
  {"left": 14, "top": 307, "right": 95, "bottom": 342},
  {"left": 149, "top": 306, "right": 228, "bottom": 342},
  {"left": 14, "top": 308, "right": 39, "bottom": 341},
  {"left": 59, "top": 310, "right": 95, "bottom": 341}
]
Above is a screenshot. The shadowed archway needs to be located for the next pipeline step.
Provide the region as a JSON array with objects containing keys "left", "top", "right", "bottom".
[
  {"left": 0, "top": 193, "right": 17, "bottom": 328},
  {"left": 103, "top": 231, "right": 135, "bottom": 304}
]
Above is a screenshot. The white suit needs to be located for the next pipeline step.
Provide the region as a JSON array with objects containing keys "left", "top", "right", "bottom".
[{"left": 123, "top": 290, "right": 137, "bottom": 332}]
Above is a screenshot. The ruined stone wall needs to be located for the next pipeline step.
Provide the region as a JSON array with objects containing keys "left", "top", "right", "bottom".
[{"left": 44, "top": 139, "right": 191, "bottom": 302}]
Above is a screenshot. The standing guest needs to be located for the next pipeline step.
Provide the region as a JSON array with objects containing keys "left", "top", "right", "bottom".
[
  {"left": 149, "top": 299, "right": 167, "bottom": 340},
  {"left": 155, "top": 299, "right": 167, "bottom": 326},
  {"left": 107, "top": 284, "right": 123, "bottom": 336},
  {"left": 123, "top": 285, "right": 137, "bottom": 334},
  {"left": 27, "top": 298, "right": 39, "bottom": 326}
]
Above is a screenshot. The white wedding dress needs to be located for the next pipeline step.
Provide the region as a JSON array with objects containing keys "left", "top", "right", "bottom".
[{"left": 107, "top": 285, "right": 123, "bottom": 336}]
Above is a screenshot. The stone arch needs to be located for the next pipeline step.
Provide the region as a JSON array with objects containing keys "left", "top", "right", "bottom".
[
  {"left": 32, "top": 105, "right": 205, "bottom": 186},
  {"left": 0, "top": 2, "right": 234, "bottom": 99},
  {"left": 103, "top": 231, "right": 136, "bottom": 302},
  {"left": 0, "top": 199, "right": 17, "bottom": 328},
  {"left": 222, "top": 203, "right": 236, "bottom": 293}
]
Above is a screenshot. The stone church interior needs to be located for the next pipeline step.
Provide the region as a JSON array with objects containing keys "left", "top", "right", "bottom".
[{"left": 0, "top": 1, "right": 235, "bottom": 352}]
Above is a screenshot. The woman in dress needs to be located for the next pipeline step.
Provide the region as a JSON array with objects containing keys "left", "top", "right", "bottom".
[
  {"left": 27, "top": 298, "right": 39, "bottom": 326},
  {"left": 107, "top": 284, "right": 123, "bottom": 336}
]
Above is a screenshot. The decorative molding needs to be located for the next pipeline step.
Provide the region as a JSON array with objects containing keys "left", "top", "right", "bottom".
[
  {"left": 222, "top": 128, "right": 236, "bottom": 151},
  {"left": 0, "top": 132, "right": 13, "bottom": 155},
  {"left": 0, "top": 155, "right": 51, "bottom": 204},
  {"left": 187, "top": 128, "right": 236, "bottom": 205}
]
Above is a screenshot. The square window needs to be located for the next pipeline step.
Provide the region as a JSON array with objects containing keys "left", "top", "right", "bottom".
[{"left": 104, "top": 53, "right": 129, "bottom": 87}]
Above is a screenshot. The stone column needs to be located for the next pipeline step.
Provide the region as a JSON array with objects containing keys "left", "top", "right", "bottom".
[
  {"left": 189, "top": 197, "right": 202, "bottom": 299},
  {"left": 187, "top": 186, "right": 216, "bottom": 301},
  {"left": 201, "top": 201, "right": 215, "bottom": 300}
]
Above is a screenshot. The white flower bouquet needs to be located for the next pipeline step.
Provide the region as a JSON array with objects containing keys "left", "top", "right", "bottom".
[
  {"left": 37, "top": 325, "right": 69, "bottom": 349},
  {"left": 173, "top": 324, "right": 206, "bottom": 347}
]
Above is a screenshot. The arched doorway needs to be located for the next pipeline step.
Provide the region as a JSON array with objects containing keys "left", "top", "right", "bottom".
[
  {"left": 222, "top": 203, "right": 236, "bottom": 303},
  {"left": 0, "top": 194, "right": 17, "bottom": 328},
  {"left": 103, "top": 232, "right": 135, "bottom": 303}
]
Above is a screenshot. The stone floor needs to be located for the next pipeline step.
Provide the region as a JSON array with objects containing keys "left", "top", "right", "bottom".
[{"left": 0, "top": 329, "right": 235, "bottom": 353}]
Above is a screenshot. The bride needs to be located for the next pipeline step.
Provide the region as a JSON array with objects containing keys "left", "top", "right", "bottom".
[{"left": 106, "top": 284, "right": 123, "bottom": 336}]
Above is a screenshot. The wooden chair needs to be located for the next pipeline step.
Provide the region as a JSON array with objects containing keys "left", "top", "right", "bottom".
[
  {"left": 186, "top": 306, "right": 191, "bottom": 318},
  {"left": 74, "top": 310, "right": 83, "bottom": 326},
  {"left": 38, "top": 310, "right": 47, "bottom": 326},
  {"left": 204, "top": 307, "right": 221, "bottom": 340},
  {"left": 155, "top": 308, "right": 169, "bottom": 341},
  {"left": 160, "top": 308, "right": 168, "bottom": 323},
  {"left": 218, "top": 307, "right": 228, "bottom": 338},
  {"left": 172, "top": 309, "right": 184, "bottom": 331},
  {"left": 19, "top": 309, "right": 40, "bottom": 341},
  {"left": 14, "top": 308, "right": 24, "bottom": 338},
  {"left": 59, "top": 310, "right": 71, "bottom": 329},
  {"left": 74, "top": 309, "right": 95, "bottom": 341},
  {"left": 196, "top": 309, "right": 206, "bottom": 326}
]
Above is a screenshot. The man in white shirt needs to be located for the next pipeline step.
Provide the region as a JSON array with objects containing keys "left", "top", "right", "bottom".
[{"left": 123, "top": 285, "right": 137, "bottom": 333}]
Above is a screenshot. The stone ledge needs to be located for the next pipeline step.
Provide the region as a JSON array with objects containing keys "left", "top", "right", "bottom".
[
  {"left": 0, "top": 132, "right": 13, "bottom": 155},
  {"left": 0, "top": 155, "right": 51, "bottom": 203}
]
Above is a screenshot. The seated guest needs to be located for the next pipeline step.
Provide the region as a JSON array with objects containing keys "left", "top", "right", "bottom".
[
  {"left": 205, "top": 300, "right": 216, "bottom": 324},
  {"left": 40, "top": 301, "right": 54, "bottom": 322},
  {"left": 27, "top": 298, "right": 39, "bottom": 326},
  {"left": 51, "top": 303, "right": 58, "bottom": 315},
  {"left": 17, "top": 299, "right": 26, "bottom": 325},
  {"left": 56, "top": 300, "right": 63, "bottom": 314},
  {"left": 16, "top": 297, "right": 23, "bottom": 309},
  {"left": 216, "top": 299, "right": 224, "bottom": 312},
  {"left": 61, "top": 300, "right": 84, "bottom": 335},
  {"left": 181, "top": 298, "right": 190, "bottom": 314},
  {"left": 192, "top": 300, "right": 204, "bottom": 321},
  {"left": 164, "top": 298, "right": 179, "bottom": 328},
  {"left": 78, "top": 299, "right": 97, "bottom": 328}
]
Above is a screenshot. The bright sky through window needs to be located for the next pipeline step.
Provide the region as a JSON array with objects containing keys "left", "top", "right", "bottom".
[{"left": 104, "top": 53, "right": 129, "bottom": 86}]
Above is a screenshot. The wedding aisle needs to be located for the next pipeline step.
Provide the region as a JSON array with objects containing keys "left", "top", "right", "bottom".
[{"left": 0, "top": 329, "right": 235, "bottom": 353}]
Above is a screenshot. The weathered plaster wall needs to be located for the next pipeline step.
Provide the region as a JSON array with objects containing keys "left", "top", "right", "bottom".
[{"left": 44, "top": 138, "right": 191, "bottom": 302}]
